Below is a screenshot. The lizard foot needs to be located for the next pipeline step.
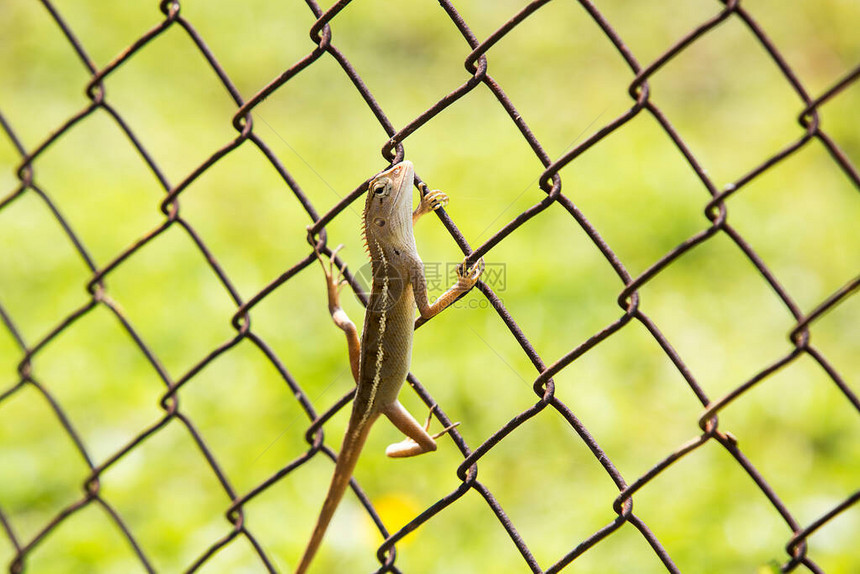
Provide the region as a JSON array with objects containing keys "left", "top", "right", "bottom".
[
  {"left": 313, "top": 243, "right": 348, "bottom": 310},
  {"left": 456, "top": 257, "right": 485, "bottom": 291},
  {"left": 413, "top": 183, "right": 449, "bottom": 222},
  {"left": 424, "top": 404, "right": 460, "bottom": 439},
  {"left": 384, "top": 405, "right": 460, "bottom": 458}
]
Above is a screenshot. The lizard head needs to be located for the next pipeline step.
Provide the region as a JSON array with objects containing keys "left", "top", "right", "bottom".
[{"left": 363, "top": 160, "right": 415, "bottom": 252}]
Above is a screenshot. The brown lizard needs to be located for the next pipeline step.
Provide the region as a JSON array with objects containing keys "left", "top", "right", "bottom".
[{"left": 296, "top": 160, "right": 483, "bottom": 573}]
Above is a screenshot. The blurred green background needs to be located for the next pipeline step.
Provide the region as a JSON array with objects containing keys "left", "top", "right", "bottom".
[{"left": 1, "top": 1, "right": 858, "bottom": 573}]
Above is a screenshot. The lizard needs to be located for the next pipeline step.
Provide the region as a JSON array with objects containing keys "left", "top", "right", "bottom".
[{"left": 296, "top": 160, "right": 484, "bottom": 573}]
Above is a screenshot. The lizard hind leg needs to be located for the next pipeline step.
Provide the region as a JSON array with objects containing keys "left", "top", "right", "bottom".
[
  {"left": 312, "top": 243, "right": 361, "bottom": 382},
  {"left": 382, "top": 402, "right": 459, "bottom": 458}
]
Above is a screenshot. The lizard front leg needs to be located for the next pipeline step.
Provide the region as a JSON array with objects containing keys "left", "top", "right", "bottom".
[
  {"left": 413, "top": 182, "right": 449, "bottom": 225},
  {"left": 413, "top": 256, "right": 484, "bottom": 322},
  {"left": 411, "top": 182, "right": 482, "bottom": 318},
  {"left": 313, "top": 244, "right": 360, "bottom": 382}
]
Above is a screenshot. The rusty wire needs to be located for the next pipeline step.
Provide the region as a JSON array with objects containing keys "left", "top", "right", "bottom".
[{"left": 1, "top": 0, "right": 858, "bottom": 573}]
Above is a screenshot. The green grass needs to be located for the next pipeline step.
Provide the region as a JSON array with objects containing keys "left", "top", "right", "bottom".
[{"left": 1, "top": 1, "right": 858, "bottom": 573}]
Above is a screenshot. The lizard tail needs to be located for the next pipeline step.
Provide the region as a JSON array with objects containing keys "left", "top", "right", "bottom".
[{"left": 295, "top": 415, "right": 376, "bottom": 574}]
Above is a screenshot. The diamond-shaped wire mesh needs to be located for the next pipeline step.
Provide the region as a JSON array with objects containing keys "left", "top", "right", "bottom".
[{"left": 1, "top": 1, "right": 858, "bottom": 572}]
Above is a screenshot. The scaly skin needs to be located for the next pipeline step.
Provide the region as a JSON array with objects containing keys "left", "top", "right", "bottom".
[{"left": 296, "top": 161, "right": 483, "bottom": 573}]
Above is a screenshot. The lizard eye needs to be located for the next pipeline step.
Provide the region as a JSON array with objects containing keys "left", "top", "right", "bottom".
[{"left": 372, "top": 180, "right": 388, "bottom": 195}]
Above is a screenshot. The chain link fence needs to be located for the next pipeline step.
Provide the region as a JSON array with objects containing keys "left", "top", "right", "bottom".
[{"left": 1, "top": 1, "right": 858, "bottom": 572}]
